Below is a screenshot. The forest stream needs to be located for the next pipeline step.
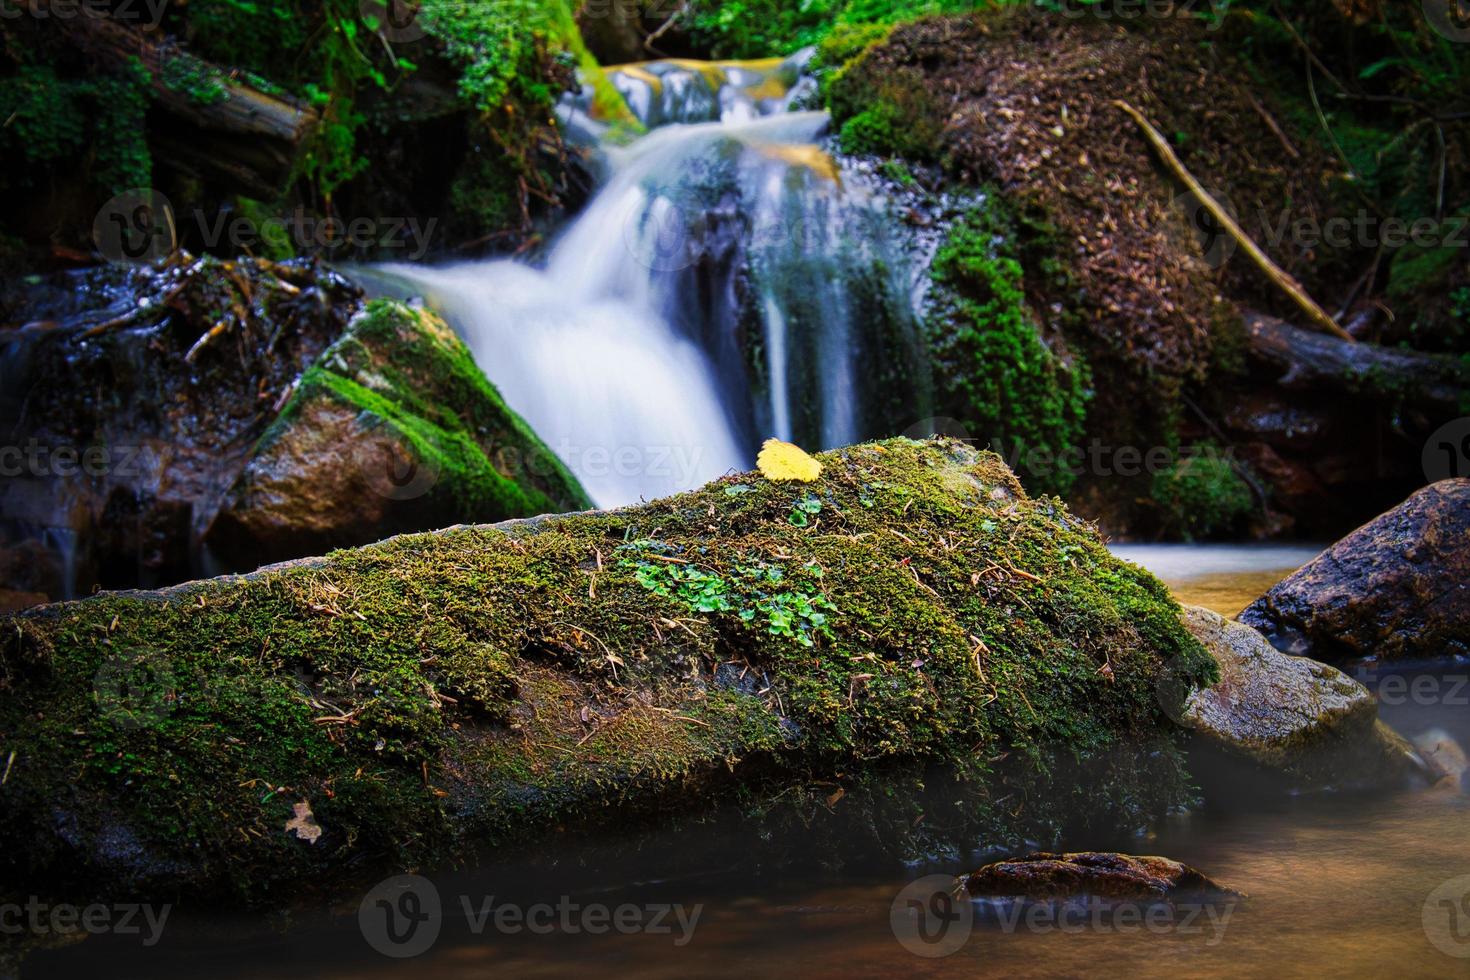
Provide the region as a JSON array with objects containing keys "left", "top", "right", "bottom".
[{"left": 3, "top": 5, "right": 1469, "bottom": 978}]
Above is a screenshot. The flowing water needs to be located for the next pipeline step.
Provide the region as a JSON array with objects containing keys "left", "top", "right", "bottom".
[
  {"left": 369, "top": 52, "right": 924, "bottom": 507},
  {"left": 31, "top": 546, "right": 1470, "bottom": 978}
]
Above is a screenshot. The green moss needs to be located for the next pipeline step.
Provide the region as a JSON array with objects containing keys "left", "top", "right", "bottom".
[
  {"left": 1149, "top": 446, "right": 1257, "bottom": 540},
  {"left": 264, "top": 298, "right": 591, "bottom": 518},
  {"left": 232, "top": 198, "right": 297, "bottom": 261},
  {"left": 160, "top": 51, "right": 231, "bottom": 106},
  {"left": 0, "top": 437, "right": 1213, "bottom": 904},
  {"left": 830, "top": 64, "right": 944, "bottom": 161},
  {"left": 926, "top": 208, "right": 1091, "bottom": 495}
]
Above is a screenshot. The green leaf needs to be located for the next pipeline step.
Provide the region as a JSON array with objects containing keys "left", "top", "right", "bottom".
[{"left": 1359, "top": 58, "right": 1403, "bottom": 80}]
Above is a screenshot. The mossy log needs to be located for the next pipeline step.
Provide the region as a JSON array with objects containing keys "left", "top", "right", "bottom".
[
  {"left": 0, "top": 439, "right": 1216, "bottom": 903},
  {"left": 35, "top": 5, "right": 317, "bottom": 198}
]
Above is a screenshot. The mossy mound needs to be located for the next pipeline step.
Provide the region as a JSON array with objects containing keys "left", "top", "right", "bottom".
[
  {"left": 0, "top": 437, "right": 1215, "bottom": 904},
  {"left": 206, "top": 298, "right": 591, "bottom": 566}
]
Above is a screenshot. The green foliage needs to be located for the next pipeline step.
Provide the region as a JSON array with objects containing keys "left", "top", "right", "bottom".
[
  {"left": 621, "top": 546, "right": 838, "bottom": 647},
  {"left": 684, "top": 0, "right": 981, "bottom": 59},
  {"left": 1232, "top": 0, "right": 1469, "bottom": 350},
  {"left": 1149, "top": 447, "right": 1256, "bottom": 540},
  {"left": 927, "top": 209, "right": 1090, "bottom": 495},
  {"left": 0, "top": 58, "right": 152, "bottom": 196},
  {"left": 180, "top": 0, "right": 394, "bottom": 196}
]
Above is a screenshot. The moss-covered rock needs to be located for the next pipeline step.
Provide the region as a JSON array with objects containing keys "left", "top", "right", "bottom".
[
  {"left": 206, "top": 299, "right": 591, "bottom": 566},
  {"left": 0, "top": 437, "right": 1217, "bottom": 905}
]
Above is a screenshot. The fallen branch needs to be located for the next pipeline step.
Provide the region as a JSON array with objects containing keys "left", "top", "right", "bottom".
[
  {"left": 1243, "top": 310, "right": 1469, "bottom": 411},
  {"left": 31, "top": 5, "right": 318, "bottom": 198},
  {"left": 1113, "top": 99, "right": 1354, "bottom": 343}
]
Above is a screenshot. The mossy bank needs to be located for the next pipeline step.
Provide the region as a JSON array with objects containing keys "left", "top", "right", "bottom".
[{"left": 0, "top": 438, "right": 1216, "bottom": 905}]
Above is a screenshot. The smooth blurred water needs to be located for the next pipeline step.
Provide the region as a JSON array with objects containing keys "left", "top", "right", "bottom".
[{"left": 375, "top": 58, "right": 918, "bottom": 508}]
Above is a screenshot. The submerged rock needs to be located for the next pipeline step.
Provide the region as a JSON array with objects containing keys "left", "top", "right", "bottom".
[
  {"left": 964, "top": 852, "right": 1242, "bottom": 906},
  {"left": 1240, "top": 480, "right": 1470, "bottom": 663},
  {"left": 205, "top": 300, "right": 591, "bottom": 567},
  {"left": 1414, "top": 729, "right": 1469, "bottom": 793},
  {"left": 0, "top": 438, "right": 1221, "bottom": 903},
  {"left": 1175, "top": 605, "right": 1417, "bottom": 786}
]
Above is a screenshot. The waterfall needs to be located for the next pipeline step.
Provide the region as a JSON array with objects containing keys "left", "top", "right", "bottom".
[{"left": 376, "top": 52, "right": 923, "bottom": 508}]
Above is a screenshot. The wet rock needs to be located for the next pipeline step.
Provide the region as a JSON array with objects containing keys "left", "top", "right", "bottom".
[
  {"left": 0, "top": 254, "right": 357, "bottom": 598},
  {"left": 964, "top": 852, "right": 1242, "bottom": 906},
  {"left": 1240, "top": 480, "right": 1470, "bottom": 663},
  {"left": 205, "top": 299, "right": 590, "bottom": 567},
  {"left": 1175, "top": 605, "right": 1419, "bottom": 785}
]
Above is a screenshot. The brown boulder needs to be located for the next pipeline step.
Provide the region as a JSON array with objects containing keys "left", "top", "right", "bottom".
[
  {"left": 964, "top": 852, "right": 1242, "bottom": 906},
  {"left": 1240, "top": 480, "right": 1470, "bottom": 663}
]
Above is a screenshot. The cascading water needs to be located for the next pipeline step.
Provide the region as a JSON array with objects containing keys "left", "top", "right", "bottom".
[{"left": 375, "top": 52, "right": 925, "bottom": 507}]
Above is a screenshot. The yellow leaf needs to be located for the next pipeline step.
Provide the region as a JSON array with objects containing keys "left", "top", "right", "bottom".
[{"left": 757, "top": 438, "right": 823, "bottom": 483}]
